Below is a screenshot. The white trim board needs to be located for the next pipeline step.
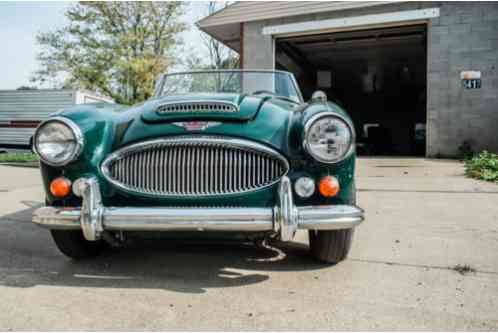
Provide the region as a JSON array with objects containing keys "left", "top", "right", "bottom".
[{"left": 262, "top": 8, "right": 440, "bottom": 36}]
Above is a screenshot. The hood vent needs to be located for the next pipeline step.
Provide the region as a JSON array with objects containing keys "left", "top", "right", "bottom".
[{"left": 157, "top": 101, "right": 239, "bottom": 114}]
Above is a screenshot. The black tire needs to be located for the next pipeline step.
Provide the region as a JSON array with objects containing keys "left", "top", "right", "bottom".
[
  {"left": 50, "top": 230, "right": 107, "bottom": 260},
  {"left": 308, "top": 229, "right": 354, "bottom": 264}
]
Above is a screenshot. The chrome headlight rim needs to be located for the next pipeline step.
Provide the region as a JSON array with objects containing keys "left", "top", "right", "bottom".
[
  {"left": 34, "top": 116, "right": 84, "bottom": 167},
  {"left": 303, "top": 112, "right": 355, "bottom": 164}
]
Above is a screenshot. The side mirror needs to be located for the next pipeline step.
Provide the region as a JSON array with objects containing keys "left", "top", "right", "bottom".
[{"left": 311, "top": 90, "right": 327, "bottom": 103}]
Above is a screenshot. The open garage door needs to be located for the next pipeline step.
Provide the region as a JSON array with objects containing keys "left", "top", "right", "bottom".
[{"left": 276, "top": 25, "right": 427, "bottom": 156}]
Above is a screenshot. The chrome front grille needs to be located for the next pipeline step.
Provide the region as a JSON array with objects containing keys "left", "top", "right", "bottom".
[
  {"left": 156, "top": 101, "right": 238, "bottom": 114},
  {"left": 101, "top": 136, "right": 289, "bottom": 197}
]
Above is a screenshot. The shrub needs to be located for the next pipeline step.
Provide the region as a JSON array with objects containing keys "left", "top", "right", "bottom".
[{"left": 464, "top": 151, "right": 498, "bottom": 183}]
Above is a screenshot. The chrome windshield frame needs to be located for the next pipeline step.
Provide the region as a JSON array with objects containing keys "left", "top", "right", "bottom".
[{"left": 153, "top": 69, "right": 304, "bottom": 103}]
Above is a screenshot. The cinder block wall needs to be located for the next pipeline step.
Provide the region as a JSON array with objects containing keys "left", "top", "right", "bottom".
[
  {"left": 243, "top": 2, "right": 498, "bottom": 157},
  {"left": 427, "top": 2, "right": 498, "bottom": 157}
]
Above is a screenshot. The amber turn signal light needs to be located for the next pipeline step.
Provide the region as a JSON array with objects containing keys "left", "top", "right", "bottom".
[
  {"left": 50, "top": 177, "right": 72, "bottom": 198},
  {"left": 318, "top": 176, "right": 340, "bottom": 197}
]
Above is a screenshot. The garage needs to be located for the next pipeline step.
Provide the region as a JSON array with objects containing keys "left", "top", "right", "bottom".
[
  {"left": 197, "top": 2, "right": 498, "bottom": 157},
  {"left": 275, "top": 25, "right": 427, "bottom": 156}
]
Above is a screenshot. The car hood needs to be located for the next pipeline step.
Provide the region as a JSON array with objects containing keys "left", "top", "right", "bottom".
[{"left": 113, "top": 93, "right": 302, "bottom": 152}]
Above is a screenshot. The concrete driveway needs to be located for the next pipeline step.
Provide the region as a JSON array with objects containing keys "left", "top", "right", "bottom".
[{"left": 0, "top": 158, "right": 497, "bottom": 330}]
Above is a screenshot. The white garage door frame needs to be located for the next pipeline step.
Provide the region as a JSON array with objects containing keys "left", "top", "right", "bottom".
[
  {"left": 263, "top": 8, "right": 440, "bottom": 37},
  {"left": 266, "top": 8, "right": 440, "bottom": 157},
  {"left": 265, "top": 8, "right": 439, "bottom": 72}
]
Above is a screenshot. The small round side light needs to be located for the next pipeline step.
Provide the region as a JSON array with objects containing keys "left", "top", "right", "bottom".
[
  {"left": 50, "top": 177, "right": 72, "bottom": 198},
  {"left": 294, "top": 177, "right": 315, "bottom": 198},
  {"left": 318, "top": 176, "right": 340, "bottom": 197},
  {"left": 72, "top": 178, "right": 87, "bottom": 197}
]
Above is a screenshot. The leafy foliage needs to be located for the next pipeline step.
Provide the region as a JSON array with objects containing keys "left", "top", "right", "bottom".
[
  {"left": 200, "top": 2, "right": 239, "bottom": 69},
  {"left": 32, "top": 2, "right": 186, "bottom": 104},
  {"left": 464, "top": 151, "right": 498, "bottom": 183},
  {"left": 0, "top": 153, "right": 39, "bottom": 163}
]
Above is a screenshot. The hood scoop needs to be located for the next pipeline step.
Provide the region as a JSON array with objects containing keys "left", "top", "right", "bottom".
[
  {"left": 140, "top": 94, "right": 267, "bottom": 124},
  {"left": 157, "top": 101, "right": 239, "bottom": 114}
]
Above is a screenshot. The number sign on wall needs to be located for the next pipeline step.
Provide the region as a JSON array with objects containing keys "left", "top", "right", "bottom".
[{"left": 460, "top": 71, "right": 482, "bottom": 90}]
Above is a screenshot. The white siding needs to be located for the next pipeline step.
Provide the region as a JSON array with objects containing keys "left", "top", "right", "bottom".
[
  {"left": 0, "top": 89, "right": 112, "bottom": 147},
  {"left": 0, "top": 128, "right": 36, "bottom": 146},
  {"left": 75, "top": 90, "right": 114, "bottom": 104},
  {"left": 0, "top": 90, "right": 75, "bottom": 121}
]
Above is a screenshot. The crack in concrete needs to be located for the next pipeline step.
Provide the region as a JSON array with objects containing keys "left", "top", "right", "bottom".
[{"left": 350, "top": 258, "right": 498, "bottom": 276}]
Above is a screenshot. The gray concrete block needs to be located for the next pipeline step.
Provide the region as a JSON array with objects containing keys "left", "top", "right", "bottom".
[
  {"left": 470, "top": 29, "right": 498, "bottom": 42},
  {"left": 429, "top": 16, "right": 441, "bottom": 27},
  {"left": 470, "top": 21, "right": 498, "bottom": 34},
  {"left": 468, "top": 55, "right": 498, "bottom": 74},
  {"left": 447, "top": 40, "right": 472, "bottom": 53},
  {"left": 448, "top": 56, "right": 472, "bottom": 73},
  {"left": 430, "top": 26, "right": 450, "bottom": 36},
  {"left": 490, "top": 38, "right": 498, "bottom": 50},
  {"left": 482, "top": 87, "right": 498, "bottom": 99},
  {"left": 483, "top": 6, "right": 498, "bottom": 21},
  {"left": 470, "top": 38, "right": 494, "bottom": 52},
  {"left": 451, "top": 23, "right": 471, "bottom": 34},
  {"left": 430, "top": 47, "right": 450, "bottom": 59},
  {"left": 481, "top": 98, "right": 498, "bottom": 111},
  {"left": 460, "top": 6, "right": 486, "bottom": 23},
  {"left": 429, "top": 60, "right": 450, "bottom": 73},
  {"left": 441, "top": 13, "right": 462, "bottom": 25}
]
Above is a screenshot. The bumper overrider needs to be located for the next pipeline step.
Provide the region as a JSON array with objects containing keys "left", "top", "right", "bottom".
[{"left": 33, "top": 176, "right": 364, "bottom": 242}]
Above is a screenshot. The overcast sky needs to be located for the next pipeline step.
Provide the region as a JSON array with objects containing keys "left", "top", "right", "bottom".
[{"left": 0, "top": 1, "right": 208, "bottom": 90}]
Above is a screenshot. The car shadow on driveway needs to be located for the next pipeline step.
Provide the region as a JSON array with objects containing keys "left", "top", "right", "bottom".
[{"left": 0, "top": 205, "right": 327, "bottom": 294}]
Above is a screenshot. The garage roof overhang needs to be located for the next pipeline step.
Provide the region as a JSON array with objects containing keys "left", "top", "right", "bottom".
[{"left": 196, "top": 1, "right": 403, "bottom": 53}]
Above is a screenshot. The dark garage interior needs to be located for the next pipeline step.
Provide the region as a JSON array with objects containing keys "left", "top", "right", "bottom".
[{"left": 276, "top": 25, "right": 427, "bottom": 156}]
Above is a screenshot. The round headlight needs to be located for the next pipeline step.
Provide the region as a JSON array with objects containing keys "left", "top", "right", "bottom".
[
  {"left": 34, "top": 118, "right": 83, "bottom": 166},
  {"left": 304, "top": 113, "right": 354, "bottom": 163}
]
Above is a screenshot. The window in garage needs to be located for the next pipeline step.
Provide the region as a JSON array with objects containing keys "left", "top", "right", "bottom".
[{"left": 276, "top": 25, "right": 427, "bottom": 156}]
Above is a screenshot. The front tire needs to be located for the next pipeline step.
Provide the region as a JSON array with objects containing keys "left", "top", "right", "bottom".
[
  {"left": 50, "top": 230, "right": 107, "bottom": 260},
  {"left": 308, "top": 229, "right": 354, "bottom": 263}
]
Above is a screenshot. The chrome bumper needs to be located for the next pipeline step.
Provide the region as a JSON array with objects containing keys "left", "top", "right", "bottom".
[{"left": 33, "top": 176, "right": 364, "bottom": 242}]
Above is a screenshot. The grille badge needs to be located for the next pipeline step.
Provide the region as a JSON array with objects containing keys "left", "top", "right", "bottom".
[{"left": 172, "top": 121, "right": 221, "bottom": 131}]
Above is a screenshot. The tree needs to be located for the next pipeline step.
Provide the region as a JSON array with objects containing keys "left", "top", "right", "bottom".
[
  {"left": 202, "top": 2, "right": 239, "bottom": 69},
  {"left": 32, "top": 2, "right": 186, "bottom": 104},
  {"left": 186, "top": 2, "right": 239, "bottom": 71}
]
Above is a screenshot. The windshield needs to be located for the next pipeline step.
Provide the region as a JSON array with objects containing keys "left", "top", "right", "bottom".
[{"left": 155, "top": 70, "right": 303, "bottom": 103}]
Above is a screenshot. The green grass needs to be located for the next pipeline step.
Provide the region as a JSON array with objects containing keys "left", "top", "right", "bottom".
[
  {"left": 464, "top": 151, "right": 498, "bottom": 184},
  {"left": 0, "top": 152, "right": 39, "bottom": 163}
]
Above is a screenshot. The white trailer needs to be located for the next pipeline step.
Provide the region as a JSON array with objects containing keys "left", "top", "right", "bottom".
[{"left": 0, "top": 89, "right": 113, "bottom": 149}]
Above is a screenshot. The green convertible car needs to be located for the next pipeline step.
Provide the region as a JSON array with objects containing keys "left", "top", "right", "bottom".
[{"left": 32, "top": 70, "right": 364, "bottom": 263}]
